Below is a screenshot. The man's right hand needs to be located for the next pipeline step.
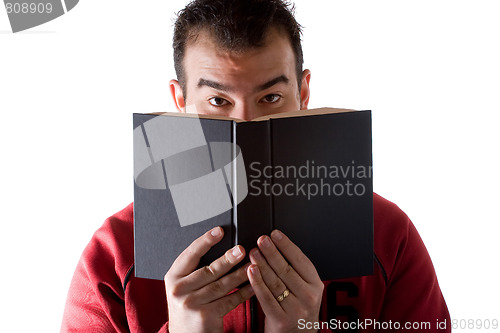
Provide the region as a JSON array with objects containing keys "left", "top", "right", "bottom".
[{"left": 164, "top": 226, "right": 254, "bottom": 333}]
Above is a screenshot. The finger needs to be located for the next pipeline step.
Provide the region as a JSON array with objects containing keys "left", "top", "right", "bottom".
[
  {"left": 185, "top": 245, "right": 246, "bottom": 291},
  {"left": 193, "top": 262, "right": 251, "bottom": 304},
  {"left": 169, "top": 227, "right": 224, "bottom": 278},
  {"left": 211, "top": 283, "right": 255, "bottom": 317},
  {"left": 256, "top": 235, "right": 306, "bottom": 293},
  {"left": 269, "top": 230, "right": 320, "bottom": 284},
  {"left": 247, "top": 264, "right": 287, "bottom": 316},
  {"left": 249, "top": 248, "right": 289, "bottom": 299}
]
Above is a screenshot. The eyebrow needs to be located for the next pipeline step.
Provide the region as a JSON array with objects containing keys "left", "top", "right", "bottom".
[
  {"left": 196, "top": 75, "right": 290, "bottom": 93},
  {"left": 255, "top": 75, "right": 289, "bottom": 93},
  {"left": 197, "top": 79, "right": 232, "bottom": 92}
]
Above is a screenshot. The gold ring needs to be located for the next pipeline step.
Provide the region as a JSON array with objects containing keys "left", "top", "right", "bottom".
[{"left": 276, "top": 289, "right": 290, "bottom": 302}]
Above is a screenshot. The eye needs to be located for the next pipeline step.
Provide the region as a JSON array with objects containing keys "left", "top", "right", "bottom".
[
  {"left": 208, "top": 97, "right": 230, "bottom": 107},
  {"left": 261, "top": 94, "right": 281, "bottom": 103}
]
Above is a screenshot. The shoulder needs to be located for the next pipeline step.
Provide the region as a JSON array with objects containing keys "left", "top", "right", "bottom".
[
  {"left": 371, "top": 194, "right": 450, "bottom": 324},
  {"left": 372, "top": 193, "right": 428, "bottom": 282},
  {"left": 373, "top": 192, "right": 411, "bottom": 231},
  {"left": 62, "top": 203, "right": 136, "bottom": 332},
  {"left": 373, "top": 193, "right": 413, "bottom": 256},
  {"left": 373, "top": 194, "right": 434, "bottom": 282},
  {"left": 83, "top": 203, "right": 135, "bottom": 284}
]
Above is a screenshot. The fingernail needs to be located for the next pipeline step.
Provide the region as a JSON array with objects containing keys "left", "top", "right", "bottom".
[
  {"left": 232, "top": 246, "right": 242, "bottom": 258},
  {"left": 211, "top": 227, "right": 221, "bottom": 237},
  {"left": 261, "top": 236, "right": 271, "bottom": 248},
  {"left": 250, "top": 265, "right": 259, "bottom": 275},
  {"left": 271, "top": 230, "right": 283, "bottom": 241},
  {"left": 252, "top": 249, "right": 262, "bottom": 259}
]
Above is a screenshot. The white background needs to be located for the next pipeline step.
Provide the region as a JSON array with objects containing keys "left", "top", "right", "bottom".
[{"left": 1, "top": 0, "right": 499, "bottom": 331}]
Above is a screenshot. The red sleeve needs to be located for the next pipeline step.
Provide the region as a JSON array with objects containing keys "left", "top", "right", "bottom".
[
  {"left": 375, "top": 197, "right": 450, "bottom": 332},
  {"left": 60, "top": 204, "right": 168, "bottom": 333}
]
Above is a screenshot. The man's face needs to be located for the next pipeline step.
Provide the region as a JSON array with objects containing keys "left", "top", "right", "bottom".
[{"left": 170, "top": 28, "right": 311, "bottom": 121}]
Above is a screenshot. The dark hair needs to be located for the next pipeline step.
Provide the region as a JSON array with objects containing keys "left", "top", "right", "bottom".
[{"left": 173, "top": 0, "right": 303, "bottom": 95}]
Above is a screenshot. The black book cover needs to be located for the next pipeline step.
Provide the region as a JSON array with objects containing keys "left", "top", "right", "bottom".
[{"left": 133, "top": 108, "right": 373, "bottom": 281}]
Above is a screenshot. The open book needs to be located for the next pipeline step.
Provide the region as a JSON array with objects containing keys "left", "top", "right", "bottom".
[{"left": 133, "top": 107, "right": 373, "bottom": 280}]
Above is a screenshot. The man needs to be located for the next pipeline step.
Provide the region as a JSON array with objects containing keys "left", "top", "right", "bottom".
[{"left": 62, "top": 0, "right": 450, "bottom": 332}]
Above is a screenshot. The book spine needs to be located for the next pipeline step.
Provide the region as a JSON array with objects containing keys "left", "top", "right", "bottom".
[
  {"left": 232, "top": 121, "right": 238, "bottom": 248},
  {"left": 235, "top": 121, "right": 274, "bottom": 253},
  {"left": 269, "top": 119, "right": 275, "bottom": 232}
]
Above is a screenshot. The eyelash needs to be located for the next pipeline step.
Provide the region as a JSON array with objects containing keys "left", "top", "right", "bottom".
[
  {"left": 208, "top": 97, "right": 230, "bottom": 107},
  {"left": 262, "top": 94, "right": 281, "bottom": 103},
  {"left": 208, "top": 94, "right": 282, "bottom": 107}
]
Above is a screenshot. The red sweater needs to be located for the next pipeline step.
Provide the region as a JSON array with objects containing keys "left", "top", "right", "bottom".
[{"left": 61, "top": 193, "right": 450, "bottom": 332}]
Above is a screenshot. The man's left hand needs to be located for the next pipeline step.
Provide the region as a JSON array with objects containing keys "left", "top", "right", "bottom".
[{"left": 247, "top": 229, "right": 324, "bottom": 333}]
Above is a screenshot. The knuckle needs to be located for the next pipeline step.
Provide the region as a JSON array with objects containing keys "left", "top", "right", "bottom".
[
  {"left": 270, "top": 279, "right": 283, "bottom": 292},
  {"left": 302, "top": 287, "right": 323, "bottom": 308},
  {"left": 223, "top": 251, "right": 233, "bottom": 266},
  {"left": 317, "top": 282, "right": 325, "bottom": 293},
  {"left": 218, "top": 299, "right": 235, "bottom": 316},
  {"left": 203, "top": 264, "right": 217, "bottom": 279},
  {"left": 189, "top": 234, "right": 213, "bottom": 257},
  {"left": 182, "top": 294, "right": 197, "bottom": 310},
  {"left": 303, "top": 292, "right": 318, "bottom": 307},
  {"left": 209, "top": 279, "right": 225, "bottom": 295},
  {"left": 277, "top": 262, "right": 293, "bottom": 277},
  {"left": 227, "top": 289, "right": 246, "bottom": 311},
  {"left": 226, "top": 294, "right": 239, "bottom": 310},
  {"left": 295, "top": 306, "right": 308, "bottom": 320},
  {"left": 238, "top": 266, "right": 250, "bottom": 282},
  {"left": 235, "top": 266, "right": 246, "bottom": 279},
  {"left": 203, "top": 232, "right": 215, "bottom": 246},
  {"left": 230, "top": 268, "right": 246, "bottom": 285},
  {"left": 167, "top": 283, "right": 183, "bottom": 298},
  {"left": 275, "top": 318, "right": 291, "bottom": 332},
  {"left": 236, "top": 288, "right": 249, "bottom": 303}
]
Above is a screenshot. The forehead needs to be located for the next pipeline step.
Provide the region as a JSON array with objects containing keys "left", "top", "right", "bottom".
[{"left": 182, "top": 28, "right": 297, "bottom": 88}]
